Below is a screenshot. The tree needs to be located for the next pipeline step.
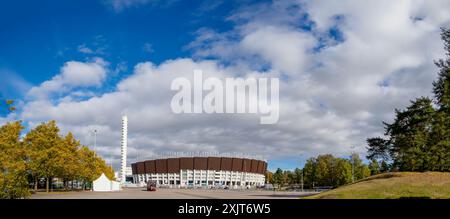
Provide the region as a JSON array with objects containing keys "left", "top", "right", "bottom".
[
  {"left": 284, "top": 170, "right": 295, "bottom": 185},
  {"left": 77, "top": 146, "right": 115, "bottom": 189},
  {"left": 366, "top": 28, "right": 450, "bottom": 172},
  {"left": 388, "top": 97, "right": 435, "bottom": 171},
  {"left": 0, "top": 121, "right": 29, "bottom": 198},
  {"left": 315, "top": 154, "right": 334, "bottom": 186},
  {"left": 366, "top": 137, "right": 390, "bottom": 161},
  {"left": 0, "top": 119, "right": 115, "bottom": 198},
  {"left": 265, "top": 171, "right": 274, "bottom": 184},
  {"left": 97, "top": 157, "right": 115, "bottom": 181},
  {"left": 380, "top": 160, "right": 390, "bottom": 173},
  {"left": 24, "top": 121, "right": 62, "bottom": 192},
  {"left": 368, "top": 159, "right": 380, "bottom": 175},
  {"left": 350, "top": 153, "right": 370, "bottom": 181},
  {"left": 430, "top": 28, "right": 450, "bottom": 171},
  {"left": 58, "top": 132, "right": 82, "bottom": 190},
  {"left": 303, "top": 158, "right": 317, "bottom": 188},
  {"left": 433, "top": 28, "right": 450, "bottom": 111},
  {"left": 272, "top": 168, "right": 284, "bottom": 189},
  {"left": 333, "top": 158, "right": 352, "bottom": 186},
  {"left": 294, "top": 168, "right": 302, "bottom": 185}
]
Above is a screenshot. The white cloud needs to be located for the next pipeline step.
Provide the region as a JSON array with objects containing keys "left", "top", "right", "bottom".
[
  {"left": 77, "top": 44, "right": 94, "bottom": 54},
  {"left": 8, "top": 0, "right": 450, "bottom": 170},
  {"left": 109, "top": 0, "right": 151, "bottom": 12},
  {"left": 107, "top": 0, "right": 178, "bottom": 12},
  {"left": 28, "top": 58, "right": 108, "bottom": 99},
  {"left": 240, "top": 25, "right": 316, "bottom": 75}
]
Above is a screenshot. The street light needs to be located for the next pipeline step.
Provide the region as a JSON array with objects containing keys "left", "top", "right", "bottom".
[
  {"left": 93, "top": 129, "right": 98, "bottom": 153},
  {"left": 299, "top": 154, "right": 304, "bottom": 192},
  {"left": 350, "top": 146, "right": 355, "bottom": 183},
  {"left": 301, "top": 167, "right": 304, "bottom": 192}
]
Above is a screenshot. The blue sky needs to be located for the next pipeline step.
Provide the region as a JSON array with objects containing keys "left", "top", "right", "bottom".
[
  {"left": 1, "top": 0, "right": 449, "bottom": 171},
  {"left": 0, "top": 0, "right": 241, "bottom": 98},
  {"left": 1, "top": 0, "right": 303, "bottom": 170}
]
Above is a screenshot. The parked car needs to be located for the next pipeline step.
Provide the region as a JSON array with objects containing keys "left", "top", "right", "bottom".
[{"left": 146, "top": 181, "right": 157, "bottom": 191}]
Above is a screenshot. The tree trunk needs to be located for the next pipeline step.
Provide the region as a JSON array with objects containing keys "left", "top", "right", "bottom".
[
  {"left": 46, "top": 177, "right": 49, "bottom": 193},
  {"left": 34, "top": 177, "right": 38, "bottom": 191}
]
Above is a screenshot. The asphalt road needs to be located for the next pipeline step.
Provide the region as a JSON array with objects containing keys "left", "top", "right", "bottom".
[{"left": 31, "top": 188, "right": 318, "bottom": 199}]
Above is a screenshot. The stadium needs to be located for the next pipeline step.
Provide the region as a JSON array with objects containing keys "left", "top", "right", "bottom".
[{"left": 131, "top": 157, "right": 267, "bottom": 188}]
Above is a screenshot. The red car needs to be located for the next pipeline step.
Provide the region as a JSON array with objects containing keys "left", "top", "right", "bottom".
[{"left": 146, "top": 181, "right": 157, "bottom": 191}]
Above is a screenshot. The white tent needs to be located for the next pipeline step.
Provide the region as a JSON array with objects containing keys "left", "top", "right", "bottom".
[{"left": 93, "top": 173, "right": 121, "bottom": 192}]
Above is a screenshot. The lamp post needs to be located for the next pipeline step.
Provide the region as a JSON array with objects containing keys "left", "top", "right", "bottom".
[
  {"left": 93, "top": 129, "right": 98, "bottom": 153},
  {"left": 301, "top": 167, "right": 304, "bottom": 192},
  {"left": 299, "top": 154, "right": 304, "bottom": 192},
  {"left": 351, "top": 146, "right": 355, "bottom": 183}
]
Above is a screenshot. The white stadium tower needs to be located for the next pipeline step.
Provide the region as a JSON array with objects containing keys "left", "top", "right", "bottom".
[{"left": 120, "top": 115, "right": 128, "bottom": 184}]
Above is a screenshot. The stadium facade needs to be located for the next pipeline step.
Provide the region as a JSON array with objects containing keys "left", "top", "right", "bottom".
[{"left": 131, "top": 157, "right": 266, "bottom": 188}]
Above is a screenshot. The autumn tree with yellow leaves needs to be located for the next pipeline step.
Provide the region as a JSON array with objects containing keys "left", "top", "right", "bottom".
[{"left": 0, "top": 120, "right": 115, "bottom": 198}]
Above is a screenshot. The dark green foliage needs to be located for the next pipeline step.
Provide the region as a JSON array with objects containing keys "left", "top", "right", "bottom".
[
  {"left": 366, "top": 28, "right": 450, "bottom": 172},
  {"left": 302, "top": 154, "right": 368, "bottom": 188},
  {"left": 380, "top": 160, "right": 390, "bottom": 173},
  {"left": 273, "top": 168, "right": 284, "bottom": 188},
  {"left": 368, "top": 159, "right": 380, "bottom": 175}
]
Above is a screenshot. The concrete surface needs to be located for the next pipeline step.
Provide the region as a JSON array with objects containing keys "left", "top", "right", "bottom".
[{"left": 31, "top": 187, "right": 318, "bottom": 199}]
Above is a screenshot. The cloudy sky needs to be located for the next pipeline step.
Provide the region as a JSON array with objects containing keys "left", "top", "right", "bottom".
[{"left": 1, "top": 0, "right": 450, "bottom": 171}]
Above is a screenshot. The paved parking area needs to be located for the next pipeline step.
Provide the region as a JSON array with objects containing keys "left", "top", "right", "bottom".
[{"left": 31, "top": 188, "right": 318, "bottom": 199}]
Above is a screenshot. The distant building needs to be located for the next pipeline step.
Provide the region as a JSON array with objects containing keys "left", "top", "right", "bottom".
[
  {"left": 115, "top": 166, "right": 133, "bottom": 183},
  {"left": 131, "top": 157, "right": 266, "bottom": 188}
]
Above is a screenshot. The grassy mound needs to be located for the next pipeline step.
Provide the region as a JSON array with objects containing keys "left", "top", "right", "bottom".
[{"left": 306, "top": 172, "right": 450, "bottom": 199}]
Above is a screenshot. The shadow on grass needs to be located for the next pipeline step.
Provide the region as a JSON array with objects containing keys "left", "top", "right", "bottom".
[
  {"left": 399, "top": 196, "right": 431, "bottom": 199},
  {"left": 249, "top": 193, "right": 318, "bottom": 198},
  {"left": 356, "top": 173, "right": 401, "bottom": 183}
]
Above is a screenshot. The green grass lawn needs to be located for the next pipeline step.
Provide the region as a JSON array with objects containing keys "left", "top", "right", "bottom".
[{"left": 305, "top": 172, "right": 450, "bottom": 199}]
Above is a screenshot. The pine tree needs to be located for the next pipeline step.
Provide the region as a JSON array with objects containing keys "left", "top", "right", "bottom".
[
  {"left": 380, "top": 160, "right": 390, "bottom": 173},
  {"left": 366, "top": 28, "right": 450, "bottom": 172},
  {"left": 386, "top": 97, "right": 435, "bottom": 171},
  {"left": 430, "top": 28, "right": 450, "bottom": 171},
  {"left": 368, "top": 159, "right": 380, "bottom": 175}
]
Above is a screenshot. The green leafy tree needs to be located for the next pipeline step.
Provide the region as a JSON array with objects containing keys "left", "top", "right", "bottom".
[
  {"left": 294, "top": 168, "right": 302, "bottom": 185},
  {"left": 303, "top": 158, "right": 317, "bottom": 188},
  {"left": 333, "top": 158, "right": 352, "bottom": 186},
  {"left": 315, "top": 154, "right": 334, "bottom": 186},
  {"left": 284, "top": 170, "right": 295, "bottom": 185},
  {"left": 273, "top": 168, "right": 284, "bottom": 189},
  {"left": 380, "top": 160, "right": 390, "bottom": 173},
  {"left": 350, "top": 153, "right": 370, "bottom": 180},
  {"left": 368, "top": 159, "right": 380, "bottom": 175}
]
